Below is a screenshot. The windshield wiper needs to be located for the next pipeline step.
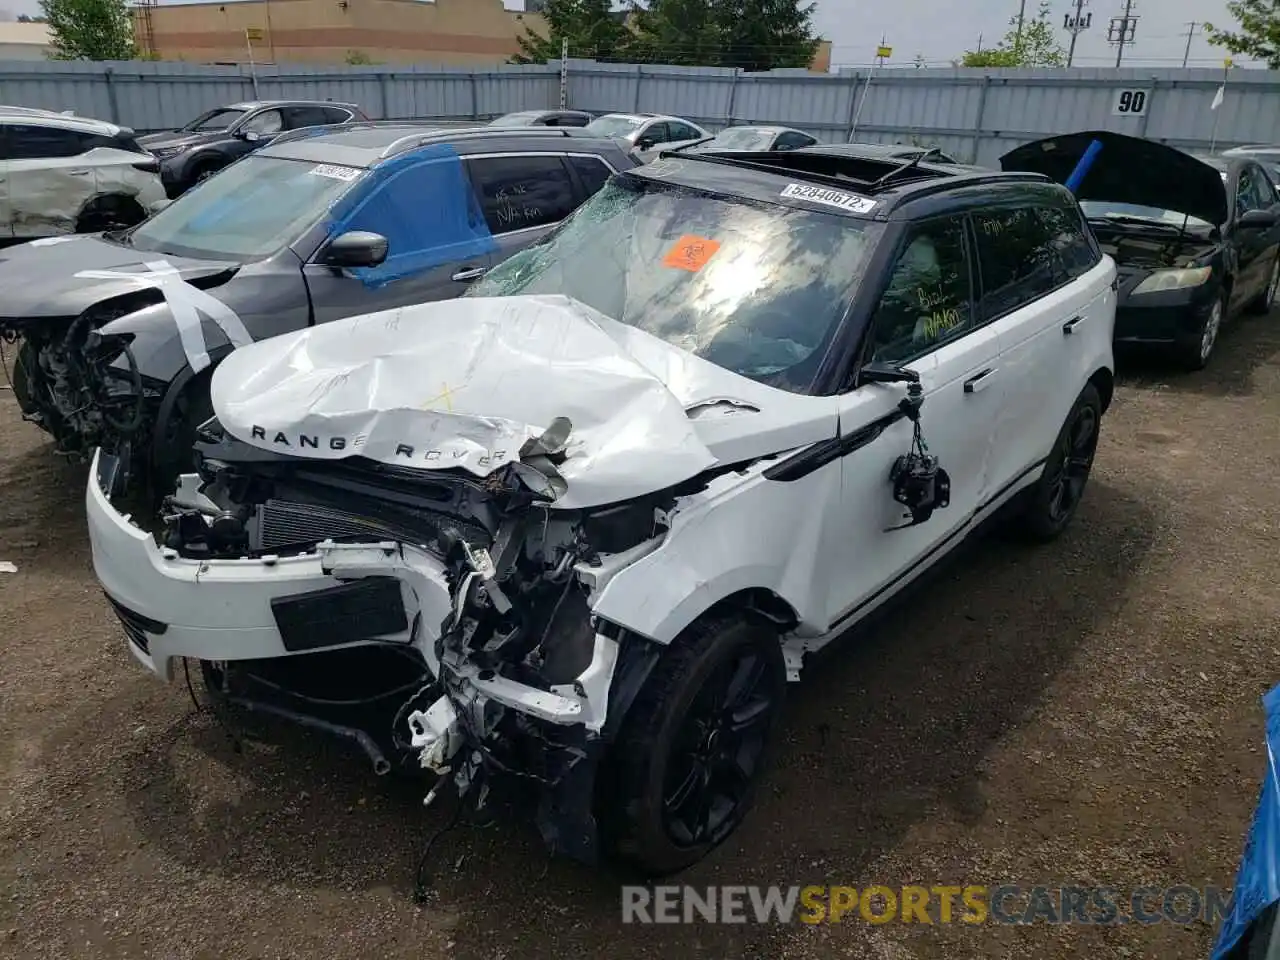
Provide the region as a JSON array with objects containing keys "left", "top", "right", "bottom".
[{"left": 1092, "top": 215, "right": 1184, "bottom": 232}]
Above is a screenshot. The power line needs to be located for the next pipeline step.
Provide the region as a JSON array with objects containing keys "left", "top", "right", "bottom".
[
  {"left": 1064, "top": 0, "right": 1093, "bottom": 68},
  {"left": 1107, "top": 0, "right": 1138, "bottom": 68},
  {"left": 1182, "top": 21, "right": 1201, "bottom": 68}
]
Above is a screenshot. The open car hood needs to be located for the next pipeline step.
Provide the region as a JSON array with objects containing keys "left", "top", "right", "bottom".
[
  {"left": 999, "top": 131, "right": 1229, "bottom": 227},
  {"left": 209, "top": 295, "right": 840, "bottom": 509}
]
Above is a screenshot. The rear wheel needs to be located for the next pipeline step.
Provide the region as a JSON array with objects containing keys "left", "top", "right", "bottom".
[
  {"left": 600, "top": 614, "right": 786, "bottom": 877},
  {"left": 1015, "top": 383, "right": 1102, "bottom": 543},
  {"left": 75, "top": 194, "right": 146, "bottom": 233},
  {"left": 1248, "top": 255, "right": 1280, "bottom": 315}
]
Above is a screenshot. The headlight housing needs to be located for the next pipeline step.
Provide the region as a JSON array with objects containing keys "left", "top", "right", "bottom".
[
  {"left": 148, "top": 145, "right": 184, "bottom": 159},
  {"left": 1132, "top": 266, "right": 1213, "bottom": 295}
]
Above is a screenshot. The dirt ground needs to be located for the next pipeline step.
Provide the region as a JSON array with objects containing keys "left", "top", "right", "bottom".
[{"left": 2, "top": 311, "right": 1279, "bottom": 960}]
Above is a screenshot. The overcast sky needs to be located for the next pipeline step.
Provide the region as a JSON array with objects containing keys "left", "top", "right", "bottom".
[{"left": 0, "top": 0, "right": 1255, "bottom": 70}]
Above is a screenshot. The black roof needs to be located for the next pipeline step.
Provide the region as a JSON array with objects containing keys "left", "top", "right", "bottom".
[{"left": 632, "top": 148, "right": 1055, "bottom": 221}]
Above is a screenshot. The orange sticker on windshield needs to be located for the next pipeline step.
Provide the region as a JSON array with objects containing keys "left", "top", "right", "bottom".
[{"left": 662, "top": 235, "right": 721, "bottom": 272}]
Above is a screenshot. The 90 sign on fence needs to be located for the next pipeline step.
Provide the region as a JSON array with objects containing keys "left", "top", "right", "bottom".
[{"left": 1111, "top": 88, "right": 1150, "bottom": 117}]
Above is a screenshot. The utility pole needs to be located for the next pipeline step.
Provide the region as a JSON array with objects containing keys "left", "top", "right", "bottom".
[
  {"left": 1108, "top": 0, "right": 1138, "bottom": 68},
  {"left": 1064, "top": 0, "right": 1093, "bottom": 68},
  {"left": 1182, "top": 21, "right": 1200, "bottom": 68},
  {"left": 1015, "top": 0, "right": 1028, "bottom": 57},
  {"left": 976, "top": 33, "right": 984, "bottom": 54}
]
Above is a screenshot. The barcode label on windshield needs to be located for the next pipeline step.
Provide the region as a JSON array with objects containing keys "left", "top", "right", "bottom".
[
  {"left": 311, "top": 163, "right": 361, "bottom": 181},
  {"left": 780, "top": 183, "right": 876, "bottom": 214}
]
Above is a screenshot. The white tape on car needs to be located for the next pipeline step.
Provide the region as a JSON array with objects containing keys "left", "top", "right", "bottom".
[{"left": 74, "top": 260, "right": 252, "bottom": 374}]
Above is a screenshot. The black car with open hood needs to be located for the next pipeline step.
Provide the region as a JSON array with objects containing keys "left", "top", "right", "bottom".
[{"left": 1001, "top": 131, "right": 1280, "bottom": 370}]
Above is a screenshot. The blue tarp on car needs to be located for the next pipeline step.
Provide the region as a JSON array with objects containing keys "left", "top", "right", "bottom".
[{"left": 1212, "top": 683, "right": 1280, "bottom": 959}]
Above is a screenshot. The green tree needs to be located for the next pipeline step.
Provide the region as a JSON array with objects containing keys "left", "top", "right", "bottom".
[
  {"left": 717, "top": 0, "right": 820, "bottom": 71},
  {"left": 960, "top": 0, "right": 1065, "bottom": 68},
  {"left": 1206, "top": 1, "right": 1280, "bottom": 68},
  {"left": 41, "top": 0, "right": 136, "bottom": 61},
  {"left": 631, "top": 0, "right": 819, "bottom": 71},
  {"left": 512, "top": 0, "right": 632, "bottom": 64}
]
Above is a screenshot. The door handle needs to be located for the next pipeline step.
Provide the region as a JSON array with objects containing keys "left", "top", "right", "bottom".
[
  {"left": 1062, "top": 315, "right": 1084, "bottom": 335},
  {"left": 451, "top": 266, "right": 486, "bottom": 282},
  {"left": 962, "top": 368, "right": 997, "bottom": 394},
  {"left": 67, "top": 169, "right": 91, "bottom": 177}
]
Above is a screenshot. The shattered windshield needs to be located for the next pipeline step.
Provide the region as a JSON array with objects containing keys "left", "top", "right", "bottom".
[
  {"left": 468, "top": 175, "right": 880, "bottom": 393},
  {"left": 125, "top": 155, "right": 362, "bottom": 260}
]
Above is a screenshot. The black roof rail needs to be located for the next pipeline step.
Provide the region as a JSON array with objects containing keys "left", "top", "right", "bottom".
[{"left": 267, "top": 119, "right": 429, "bottom": 146}]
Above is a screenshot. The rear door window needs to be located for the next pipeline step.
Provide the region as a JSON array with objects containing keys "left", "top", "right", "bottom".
[
  {"left": 971, "top": 206, "right": 1063, "bottom": 321},
  {"left": 1036, "top": 204, "right": 1100, "bottom": 280},
  {"left": 467, "top": 155, "right": 577, "bottom": 234},
  {"left": 775, "top": 132, "right": 816, "bottom": 150},
  {"left": 283, "top": 106, "right": 333, "bottom": 129},
  {"left": 319, "top": 106, "right": 356, "bottom": 124},
  {"left": 5, "top": 124, "right": 87, "bottom": 160}
]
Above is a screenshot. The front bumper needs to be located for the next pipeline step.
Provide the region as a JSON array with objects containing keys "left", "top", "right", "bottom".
[
  {"left": 86, "top": 449, "right": 619, "bottom": 731},
  {"left": 1113, "top": 284, "right": 1219, "bottom": 345}
]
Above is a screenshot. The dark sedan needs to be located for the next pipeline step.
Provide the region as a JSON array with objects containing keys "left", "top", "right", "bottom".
[
  {"left": 1002, "top": 131, "right": 1280, "bottom": 370},
  {"left": 137, "top": 100, "right": 368, "bottom": 197}
]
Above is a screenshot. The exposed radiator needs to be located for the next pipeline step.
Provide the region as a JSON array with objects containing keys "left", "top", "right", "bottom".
[{"left": 251, "top": 498, "right": 487, "bottom": 552}]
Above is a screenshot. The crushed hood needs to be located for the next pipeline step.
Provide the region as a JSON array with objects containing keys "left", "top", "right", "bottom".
[
  {"left": 999, "top": 131, "right": 1228, "bottom": 228},
  {"left": 209, "top": 295, "right": 840, "bottom": 509},
  {"left": 0, "top": 236, "right": 237, "bottom": 320}
]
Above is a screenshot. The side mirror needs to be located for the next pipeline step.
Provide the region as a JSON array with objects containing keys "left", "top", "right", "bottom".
[
  {"left": 240, "top": 130, "right": 261, "bottom": 143},
  {"left": 149, "top": 197, "right": 173, "bottom": 214},
  {"left": 857, "top": 360, "right": 921, "bottom": 387},
  {"left": 635, "top": 137, "right": 655, "bottom": 152},
  {"left": 320, "top": 230, "right": 389, "bottom": 269},
  {"left": 1239, "top": 208, "right": 1277, "bottom": 229}
]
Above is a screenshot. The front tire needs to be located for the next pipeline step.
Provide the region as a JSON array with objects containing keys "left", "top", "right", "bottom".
[
  {"left": 1178, "top": 294, "right": 1225, "bottom": 371},
  {"left": 600, "top": 614, "right": 786, "bottom": 877},
  {"left": 1016, "top": 383, "right": 1102, "bottom": 543}
]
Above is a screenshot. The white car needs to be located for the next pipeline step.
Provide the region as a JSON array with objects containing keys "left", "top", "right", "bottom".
[
  {"left": 0, "top": 108, "right": 167, "bottom": 238},
  {"left": 582, "top": 112, "right": 710, "bottom": 163},
  {"left": 88, "top": 148, "right": 1116, "bottom": 879}
]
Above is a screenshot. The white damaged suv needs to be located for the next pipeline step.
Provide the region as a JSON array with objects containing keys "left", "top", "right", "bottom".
[{"left": 88, "top": 147, "right": 1116, "bottom": 877}]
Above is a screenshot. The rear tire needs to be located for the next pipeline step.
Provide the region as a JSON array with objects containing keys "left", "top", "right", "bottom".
[
  {"left": 599, "top": 614, "right": 786, "bottom": 877},
  {"left": 1248, "top": 255, "right": 1280, "bottom": 315},
  {"left": 1015, "top": 383, "right": 1102, "bottom": 543},
  {"left": 75, "top": 194, "right": 146, "bottom": 233}
]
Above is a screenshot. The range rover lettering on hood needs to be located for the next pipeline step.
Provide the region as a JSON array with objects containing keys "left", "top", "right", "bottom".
[
  {"left": 999, "top": 130, "right": 1229, "bottom": 228},
  {"left": 209, "top": 295, "right": 846, "bottom": 510}
]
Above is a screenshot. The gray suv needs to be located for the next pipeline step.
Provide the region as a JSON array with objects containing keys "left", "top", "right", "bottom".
[{"left": 0, "top": 123, "right": 636, "bottom": 489}]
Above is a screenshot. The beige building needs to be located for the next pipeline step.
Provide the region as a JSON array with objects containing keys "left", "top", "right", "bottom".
[
  {"left": 0, "top": 21, "right": 53, "bottom": 60},
  {"left": 132, "top": 0, "right": 831, "bottom": 71},
  {"left": 133, "top": 0, "right": 548, "bottom": 66}
]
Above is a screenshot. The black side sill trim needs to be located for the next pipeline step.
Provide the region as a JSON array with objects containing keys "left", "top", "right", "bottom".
[
  {"left": 764, "top": 409, "right": 907, "bottom": 483},
  {"left": 826, "top": 456, "right": 1048, "bottom": 632}
]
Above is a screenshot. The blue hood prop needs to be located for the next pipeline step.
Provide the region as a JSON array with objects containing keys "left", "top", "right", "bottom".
[{"left": 1065, "top": 139, "right": 1104, "bottom": 195}]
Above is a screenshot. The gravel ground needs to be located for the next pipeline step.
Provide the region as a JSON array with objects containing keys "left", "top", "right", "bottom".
[{"left": 2, "top": 311, "right": 1279, "bottom": 960}]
